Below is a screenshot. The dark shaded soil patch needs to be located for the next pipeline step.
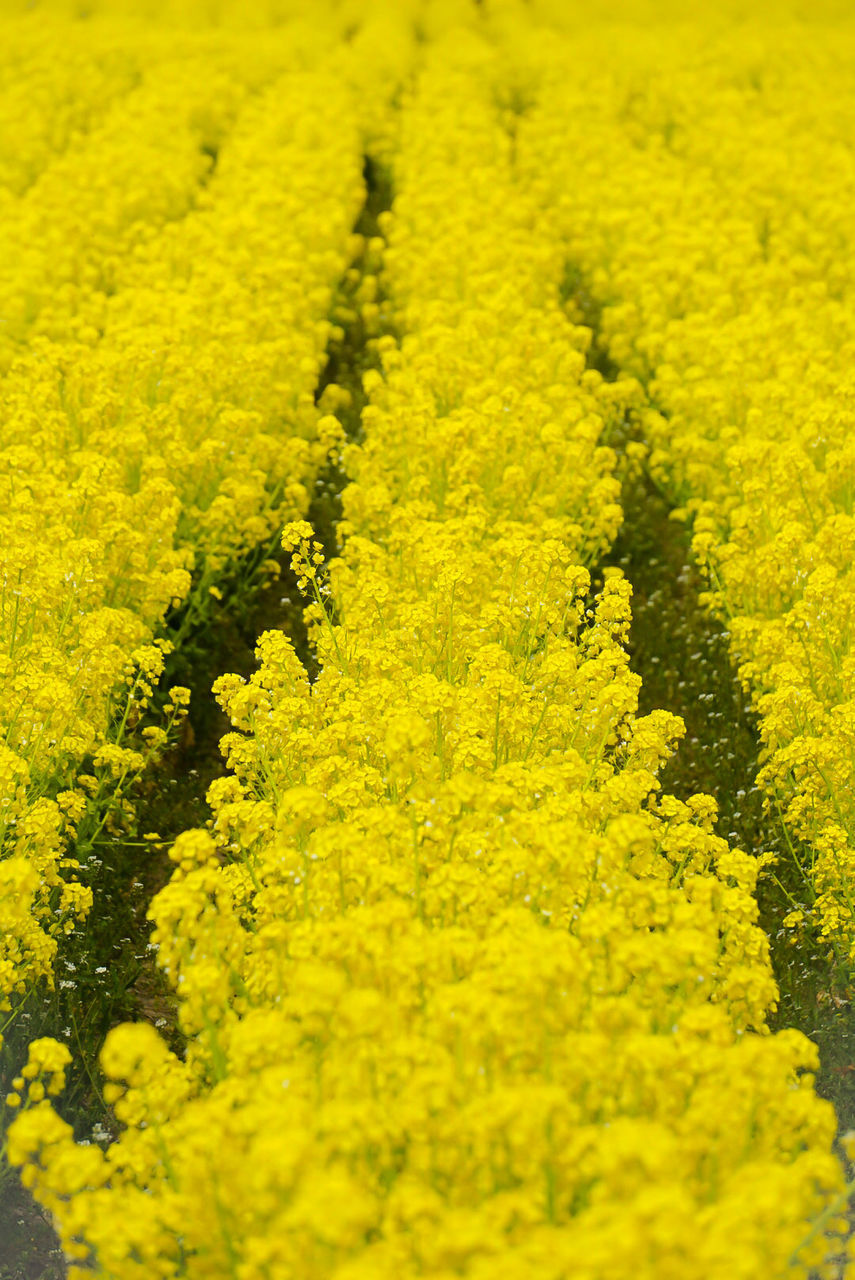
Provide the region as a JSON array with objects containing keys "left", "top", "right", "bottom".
[{"left": 608, "top": 467, "right": 855, "bottom": 1141}]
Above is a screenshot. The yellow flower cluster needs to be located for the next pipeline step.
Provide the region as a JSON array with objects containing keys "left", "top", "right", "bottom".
[
  {"left": 0, "top": 22, "right": 139, "bottom": 199},
  {"left": 515, "top": 3, "right": 855, "bottom": 955},
  {"left": 0, "top": 10, "right": 370, "bottom": 1027},
  {"left": 12, "top": 25, "right": 846, "bottom": 1278}
]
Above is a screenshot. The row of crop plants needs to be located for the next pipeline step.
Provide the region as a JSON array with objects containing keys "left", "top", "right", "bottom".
[
  {"left": 0, "top": 0, "right": 419, "bottom": 1133},
  {"left": 6, "top": 12, "right": 852, "bottom": 1277},
  {"left": 512, "top": 2, "right": 855, "bottom": 976}
]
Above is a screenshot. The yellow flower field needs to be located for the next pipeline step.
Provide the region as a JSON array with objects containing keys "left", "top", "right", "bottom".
[{"left": 1, "top": 1, "right": 855, "bottom": 1277}]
